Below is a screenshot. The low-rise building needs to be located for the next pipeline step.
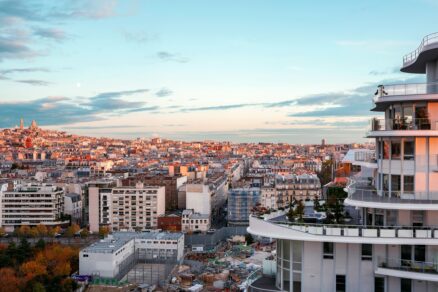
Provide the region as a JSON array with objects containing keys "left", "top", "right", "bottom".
[
  {"left": 64, "top": 192, "right": 82, "bottom": 224},
  {"left": 181, "top": 209, "right": 210, "bottom": 232},
  {"left": 79, "top": 231, "right": 184, "bottom": 279},
  {"left": 157, "top": 214, "right": 182, "bottom": 232}
]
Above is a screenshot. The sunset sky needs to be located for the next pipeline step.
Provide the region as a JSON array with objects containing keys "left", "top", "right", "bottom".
[{"left": 0, "top": 0, "right": 435, "bottom": 143}]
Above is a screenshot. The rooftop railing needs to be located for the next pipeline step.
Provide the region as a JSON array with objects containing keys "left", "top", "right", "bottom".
[
  {"left": 263, "top": 217, "right": 438, "bottom": 239},
  {"left": 403, "top": 32, "right": 438, "bottom": 65},
  {"left": 377, "top": 256, "right": 438, "bottom": 274},
  {"left": 370, "top": 117, "right": 438, "bottom": 131}
]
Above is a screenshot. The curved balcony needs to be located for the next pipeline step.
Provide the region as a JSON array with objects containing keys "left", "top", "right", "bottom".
[
  {"left": 367, "top": 117, "right": 438, "bottom": 137},
  {"left": 246, "top": 269, "right": 283, "bottom": 292},
  {"left": 371, "top": 82, "right": 438, "bottom": 112},
  {"left": 402, "top": 32, "right": 438, "bottom": 73},
  {"left": 345, "top": 180, "right": 438, "bottom": 210},
  {"left": 247, "top": 216, "right": 438, "bottom": 245},
  {"left": 376, "top": 257, "right": 438, "bottom": 282}
]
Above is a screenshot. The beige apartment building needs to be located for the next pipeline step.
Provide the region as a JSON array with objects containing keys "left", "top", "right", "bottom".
[
  {"left": 100, "top": 183, "right": 165, "bottom": 231},
  {"left": 261, "top": 174, "right": 321, "bottom": 209}
]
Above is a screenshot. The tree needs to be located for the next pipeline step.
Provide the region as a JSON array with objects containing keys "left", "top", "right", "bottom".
[
  {"left": 99, "top": 226, "right": 110, "bottom": 238},
  {"left": 245, "top": 233, "right": 254, "bottom": 245},
  {"left": 35, "top": 239, "right": 46, "bottom": 250},
  {"left": 47, "top": 226, "right": 61, "bottom": 238},
  {"left": 17, "top": 238, "right": 32, "bottom": 264},
  {"left": 0, "top": 227, "right": 5, "bottom": 237},
  {"left": 64, "top": 224, "right": 80, "bottom": 239},
  {"left": 294, "top": 200, "right": 305, "bottom": 222},
  {"left": 20, "top": 260, "right": 47, "bottom": 281},
  {"left": 28, "top": 228, "right": 39, "bottom": 238},
  {"left": 313, "top": 195, "right": 321, "bottom": 212},
  {"left": 0, "top": 268, "right": 21, "bottom": 292},
  {"left": 317, "top": 159, "right": 334, "bottom": 186},
  {"left": 35, "top": 224, "right": 48, "bottom": 238},
  {"left": 16, "top": 225, "right": 31, "bottom": 238},
  {"left": 287, "top": 207, "right": 295, "bottom": 222},
  {"left": 80, "top": 228, "right": 89, "bottom": 239}
]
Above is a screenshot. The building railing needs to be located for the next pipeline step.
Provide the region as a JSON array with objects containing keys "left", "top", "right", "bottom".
[
  {"left": 347, "top": 179, "right": 438, "bottom": 202},
  {"left": 370, "top": 117, "right": 438, "bottom": 131},
  {"left": 246, "top": 268, "right": 283, "bottom": 292},
  {"left": 373, "top": 82, "right": 438, "bottom": 99},
  {"left": 377, "top": 256, "right": 438, "bottom": 274},
  {"left": 264, "top": 218, "right": 438, "bottom": 240},
  {"left": 403, "top": 32, "right": 438, "bottom": 65},
  {"left": 354, "top": 151, "right": 376, "bottom": 163}
]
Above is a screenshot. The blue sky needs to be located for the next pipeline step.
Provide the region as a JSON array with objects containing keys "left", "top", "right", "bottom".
[{"left": 0, "top": 0, "right": 435, "bottom": 143}]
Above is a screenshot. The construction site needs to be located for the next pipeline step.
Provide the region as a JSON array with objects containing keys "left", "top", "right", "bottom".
[
  {"left": 83, "top": 234, "right": 275, "bottom": 292},
  {"left": 167, "top": 235, "right": 275, "bottom": 291}
]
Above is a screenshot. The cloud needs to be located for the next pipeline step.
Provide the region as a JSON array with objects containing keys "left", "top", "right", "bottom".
[
  {"left": 0, "top": 0, "right": 121, "bottom": 62},
  {"left": 65, "top": 125, "right": 142, "bottom": 130},
  {"left": 122, "top": 30, "right": 157, "bottom": 43},
  {"left": 0, "top": 67, "right": 52, "bottom": 85},
  {"left": 0, "top": 67, "right": 50, "bottom": 75},
  {"left": 33, "top": 27, "right": 67, "bottom": 41},
  {"left": 288, "top": 76, "right": 425, "bottom": 117},
  {"left": 155, "top": 88, "right": 173, "bottom": 97},
  {"left": 369, "top": 66, "right": 401, "bottom": 76},
  {"left": 0, "top": 88, "right": 159, "bottom": 127},
  {"left": 179, "top": 103, "right": 257, "bottom": 112},
  {"left": 15, "top": 79, "right": 51, "bottom": 86},
  {"left": 157, "top": 51, "right": 189, "bottom": 63},
  {"left": 0, "top": 33, "right": 42, "bottom": 61}
]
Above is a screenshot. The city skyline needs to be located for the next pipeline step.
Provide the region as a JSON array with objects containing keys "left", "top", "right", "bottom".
[{"left": 0, "top": 0, "right": 435, "bottom": 143}]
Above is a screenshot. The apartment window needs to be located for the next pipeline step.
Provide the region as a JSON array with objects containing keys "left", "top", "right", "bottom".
[
  {"left": 83, "top": 254, "right": 89, "bottom": 257},
  {"left": 414, "top": 245, "right": 426, "bottom": 262},
  {"left": 374, "top": 277, "right": 385, "bottom": 292},
  {"left": 382, "top": 174, "right": 389, "bottom": 191},
  {"left": 336, "top": 275, "right": 346, "bottom": 292},
  {"left": 401, "top": 278, "right": 411, "bottom": 292},
  {"left": 391, "top": 141, "right": 401, "bottom": 160},
  {"left": 361, "top": 244, "right": 372, "bottom": 261},
  {"left": 391, "top": 175, "right": 401, "bottom": 192},
  {"left": 323, "top": 242, "right": 334, "bottom": 259},
  {"left": 403, "top": 140, "right": 414, "bottom": 160},
  {"left": 404, "top": 176, "right": 414, "bottom": 192}
]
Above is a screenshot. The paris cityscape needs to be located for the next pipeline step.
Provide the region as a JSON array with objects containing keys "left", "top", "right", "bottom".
[{"left": 1, "top": 1, "right": 438, "bottom": 292}]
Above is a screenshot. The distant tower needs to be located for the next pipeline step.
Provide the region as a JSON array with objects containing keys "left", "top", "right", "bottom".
[
  {"left": 321, "top": 138, "right": 326, "bottom": 146},
  {"left": 19, "top": 118, "right": 24, "bottom": 130},
  {"left": 30, "top": 120, "right": 38, "bottom": 130}
]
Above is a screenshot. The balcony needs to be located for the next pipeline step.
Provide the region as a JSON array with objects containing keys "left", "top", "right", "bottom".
[
  {"left": 345, "top": 179, "right": 438, "bottom": 210},
  {"left": 368, "top": 117, "right": 438, "bottom": 137},
  {"left": 246, "top": 269, "right": 283, "bottom": 292},
  {"left": 376, "top": 257, "right": 438, "bottom": 282},
  {"left": 402, "top": 32, "right": 438, "bottom": 73},
  {"left": 370, "top": 117, "right": 437, "bottom": 131},
  {"left": 373, "top": 82, "right": 438, "bottom": 100},
  {"left": 247, "top": 216, "right": 438, "bottom": 245}
]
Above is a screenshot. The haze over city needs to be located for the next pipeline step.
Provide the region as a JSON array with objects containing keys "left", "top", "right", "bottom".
[{"left": 1, "top": 0, "right": 436, "bottom": 143}]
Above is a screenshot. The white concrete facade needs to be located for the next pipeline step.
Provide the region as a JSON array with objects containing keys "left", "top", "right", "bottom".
[
  {"left": 0, "top": 182, "right": 65, "bottom": 229},
  {"left": 248, "top": 35, "right": 438, "bottom": 292},
  {"left": 79, "top": 232, "right": 184, "bottom": 279}
]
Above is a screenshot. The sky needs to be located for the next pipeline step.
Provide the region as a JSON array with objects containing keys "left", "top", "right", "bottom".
[{"left": 0, "top": 0, "right": 435, "bottom": 144}]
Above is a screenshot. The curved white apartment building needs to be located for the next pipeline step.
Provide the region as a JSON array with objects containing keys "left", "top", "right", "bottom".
[{"left": 248, "top": 33, "right": 438, "bottom": 292}]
